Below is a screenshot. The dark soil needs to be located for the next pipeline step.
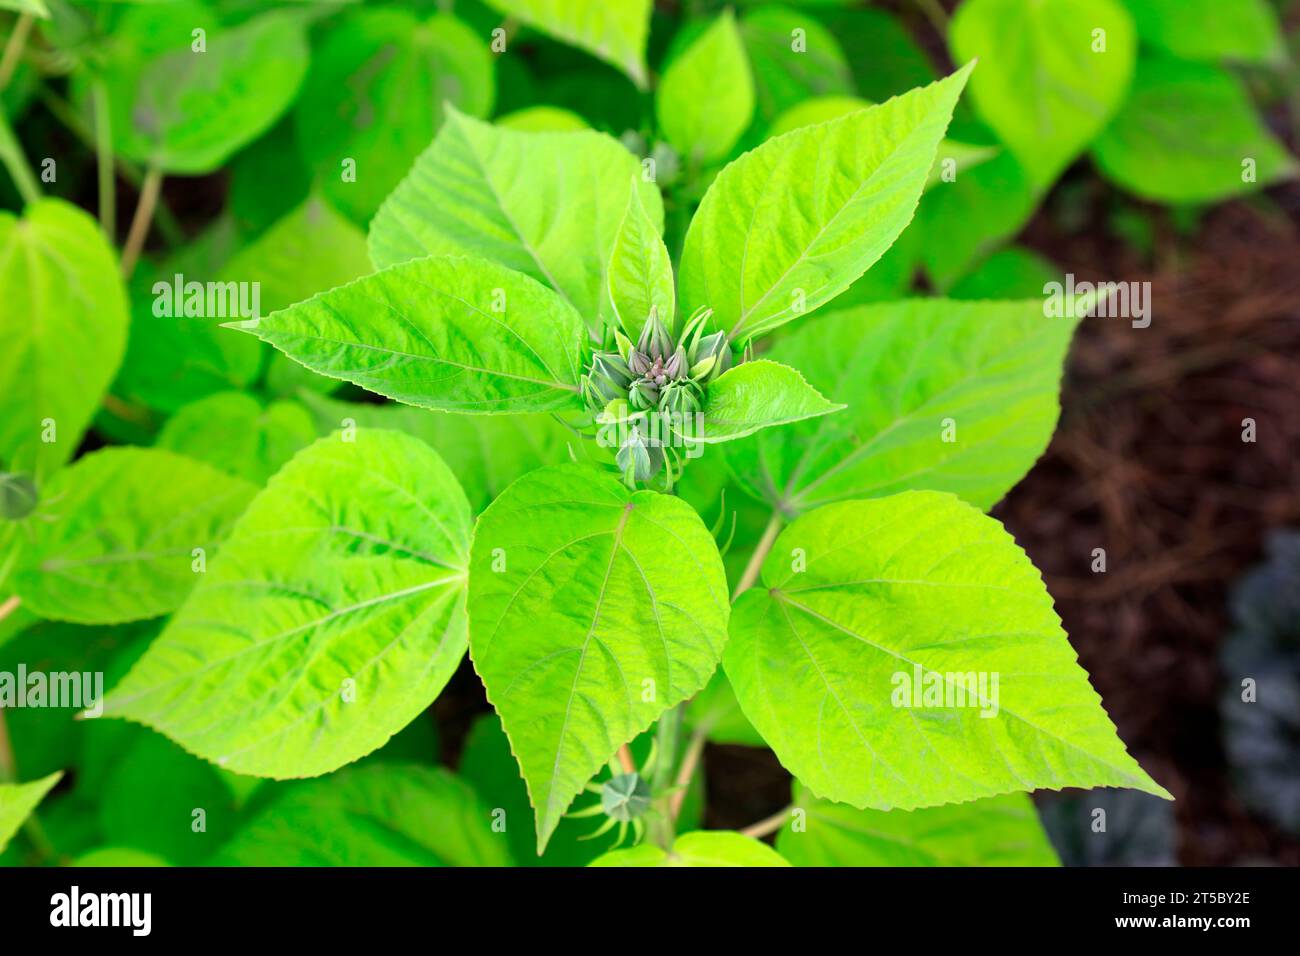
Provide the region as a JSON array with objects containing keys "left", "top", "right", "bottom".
[{"left": 996, "top": 187, "right": 1300, "bottom": 866}]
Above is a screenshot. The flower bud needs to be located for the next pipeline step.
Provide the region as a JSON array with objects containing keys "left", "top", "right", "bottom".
[
  {"left": 662, "top": 346, "right": 687, "bottom": 382},
  {"left": 688, "top": 330, "right": 732, "bottom": 384},
  {"left": 581, "top": 351, "right": 633, "bottom": 411},
  {"left": 658, "top": 380, "right": 702, "bottom": 418},
  {"left": 617, "top": 428, "right": 664, "bottom": 482},
  {"left": 636, "top": 306, "right": 673, "bottom": 360},
  {"left": 629, "top": 379, "right": 659, "bottom": 411}
]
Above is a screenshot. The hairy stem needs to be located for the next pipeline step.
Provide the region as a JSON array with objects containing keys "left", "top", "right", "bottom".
[
  {"left": 121, "top": 164, "right": 163, "bottom": 278},
  {"left": 732, "top": 510, "right": 783, "bottom": 601},
  {"left": 0, "top": 12, "right": 33, "bottom": 93},
  {"left": 740, "top": 804, "right": 793, "bottom": 840}
]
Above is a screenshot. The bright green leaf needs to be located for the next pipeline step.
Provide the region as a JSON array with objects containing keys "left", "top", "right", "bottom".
[
  {"left": 778, "top": 787, "right": 1060, "bottom": 866},
  {"left": 679, "top": 65, "right": 972, "bottom": 343},
  {"left": 764, "top": 96, "right": 997, "bottom": 190},
  {"left": 212, "top": 765, "right": 513, "bottom": 865},
  {"left": 721, "top": 298, "right": 1080, "bottom": 516},
  {"left": 951, "top": 0, "right": 1136, "bottom": 188},
  {"left": 607, "top": 181, "right": 674, "bottom": 334},
  {"left": 695, "top": 359, "right": 843, "bottom": 444},
  {"left": 0, "top": 199, "right": 128, "bottom": 481},
  {"left": 295, "top": 9, "right": 494, "bottom": 222},
  {"left": 483, "top": 0, "right": 652, "bottom": 88},
  {"left": 496, "top": 106, "right": 588, "bottom": 132},
  {"left": 589, "top": 830, "right": 789, "bottom": 867},
  {"left": 242, "top": 254, "right": 587, "bottom": 414},
  {"left": 13, "top": 447, "right": 256, "bottom": 625},
  {"left": 369, "top": 109, "right": 662, "bottom": 332},
  {"left": 725, "top": 492, "right": 1173, "bottom": 810},
  {"left": 1092, "top": 57, "right": 1298, "bottom": 204},
  {"left": 657, "top": 11, "right": 754, "bottom": 164},
  {"left": 0, "top": 772, "right": 61, "bottom": 855},
  {"left": 469, "top": 464, "right": 729, "bottom": 851},
  {"left": 104, "top": 430, "right": 473, "bottom": 778}
]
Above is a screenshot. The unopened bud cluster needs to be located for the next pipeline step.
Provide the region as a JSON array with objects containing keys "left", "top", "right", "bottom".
[{"left": 580, "top": 307, "right": 737, "bottom": 482}]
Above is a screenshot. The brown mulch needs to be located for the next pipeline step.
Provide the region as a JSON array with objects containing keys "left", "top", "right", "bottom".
[{"left": 987, "top": 191, "right": 1300, "bottom": 866}]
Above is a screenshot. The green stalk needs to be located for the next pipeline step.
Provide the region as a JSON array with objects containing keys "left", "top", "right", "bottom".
[
  {"left": 649, "top": 703, "right": 682, "bottom": 849},
  {"left": 0, "top": 108, "right": 40, "bottom": 205},
  {"left": 0, "top": 12, "right": 33, "bottom": 93},
  {"left": 120, "top": 163, "right": 163, "bottom": 278},
  {"left": 36, "top": 86, "right": 184, "bottom": 245},
  {"left": 732, "top": 510, "right": 783, "bottom": 601},
  {"left": 91, "top": 78, "right": 115, "bottom": 239},
  {"left": 914, "top": 0, "right": 950, "bottom": 34}
]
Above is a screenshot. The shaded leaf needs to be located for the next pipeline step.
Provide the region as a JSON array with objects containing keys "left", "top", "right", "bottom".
[{"left": 13, "top": 447, "right": 256, "bottom": 625}]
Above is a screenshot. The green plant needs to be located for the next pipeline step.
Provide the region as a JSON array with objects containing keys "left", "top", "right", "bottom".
[{"left": 7, "top": 0, "right": 1292, "bottom": 869}]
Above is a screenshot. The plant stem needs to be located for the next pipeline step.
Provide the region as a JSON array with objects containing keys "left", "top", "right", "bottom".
[
  {"left": 914, "top": 0, "right": 950, "bottom": 34},
  {"left": 731, "top": 510, "right": 783, "bottom": 601},
  {"left": 739, "top": 804, "right": 793, "bottom": 840},
  {"left": 668, "top": 725, "right": 707, "bottom": 820},
  {"left": 616, "top": 744, "right": 636, "bottom": 774},
  {"left": 648, "top": 704, "right": 682, "bottom": 849},
  {"left": 0, "top": 706, "right": 14, "bottom": 783},
  {"left": 91, "top": 79, "right": 115, "bottom": 239},
  {"left": 0, "top": 594, "right": 19, "bottom": 625},
  {"left": 36, "top": 87, "right": 185, "bottom": 245},
  {"left": 120, "top": 164, "right": 162, "bottom": 278},
  {"left": 0, "top": 108, "right": 40, "bottom": 205},
  {"left": 0, "top": 13, "right": 33, "bottom": 93}
]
